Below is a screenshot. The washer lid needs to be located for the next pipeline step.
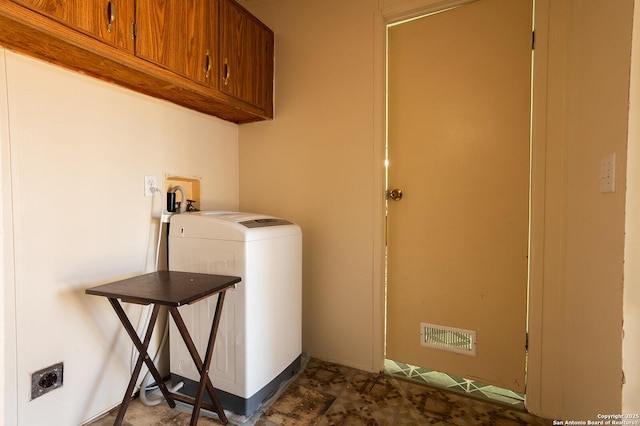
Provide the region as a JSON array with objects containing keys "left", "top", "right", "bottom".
[{"left": 169, "top": 211, "right": 301, "bottom": 241}]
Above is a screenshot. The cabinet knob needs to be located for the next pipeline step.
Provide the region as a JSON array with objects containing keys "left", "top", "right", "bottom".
[
  {"left": 205, "top": 50, "right": 212, "bottom": 79},
  {"left": 106, "top": 1, "right": 115, "bottom": 33},
  {"left": 223, "top": 58, "right": 230, "bottom": 86}
]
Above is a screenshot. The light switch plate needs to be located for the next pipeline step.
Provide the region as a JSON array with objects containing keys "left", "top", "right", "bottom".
[{"left": 600, "top": 153, "right": 616, "bottom": 193}]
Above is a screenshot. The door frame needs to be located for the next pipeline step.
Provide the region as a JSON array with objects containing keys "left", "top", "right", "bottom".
[{"left": 372, "top": 0, "right": 551, "bottom": 412}]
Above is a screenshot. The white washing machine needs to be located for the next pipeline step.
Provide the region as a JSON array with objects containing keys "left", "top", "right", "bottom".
[{"left": 168, "top": 211, "right": 302, "bottom": 416}]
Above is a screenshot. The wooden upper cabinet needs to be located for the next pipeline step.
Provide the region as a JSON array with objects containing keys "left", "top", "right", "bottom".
[
  {"left": 135, "top": 0, "right": 215, "bottom": 86},
  {"left": 1, "top": 0, "right": 273, "bottom": 122},
  {"left": 11, "top": 0, "right": 134, "bottom": 51},
  {"left": 219, "top": 0, "right": 274, "bottom": 113}
]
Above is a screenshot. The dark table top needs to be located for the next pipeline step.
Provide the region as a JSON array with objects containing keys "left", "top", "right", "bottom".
[{"left": 85, "top": 271, "right": 241, "bottom": 306}]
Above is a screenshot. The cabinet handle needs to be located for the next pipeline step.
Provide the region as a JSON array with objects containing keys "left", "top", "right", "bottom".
[
  {"left": 223, "top": 58, "right": 230, "bottom": 86},
  {"left": 205, "top": 50, "right": 211, "bottom": 79},
  {"left": 106, "top": 1, "right": 115, "bottom": 33}
]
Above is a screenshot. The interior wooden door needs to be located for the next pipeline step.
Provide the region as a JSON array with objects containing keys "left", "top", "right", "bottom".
[{"left": 386, "top": 0, "right": 533, "bottom": 392}]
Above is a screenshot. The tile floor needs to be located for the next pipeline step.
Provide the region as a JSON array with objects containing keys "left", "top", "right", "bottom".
[{"left": 87, "top": 357, "right": 552, "bottom": 425}]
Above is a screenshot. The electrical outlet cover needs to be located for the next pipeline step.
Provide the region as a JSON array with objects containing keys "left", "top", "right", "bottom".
[
  {"left": 144, "top": 175, "right": 157, "bottom": 197},
  {"left": 31, "top": 362, "right": 63, "bottom": 400}
]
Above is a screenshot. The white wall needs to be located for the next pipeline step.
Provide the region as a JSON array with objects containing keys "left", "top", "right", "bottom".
[
  {"left": 1, "top": 48, "right": 239, "bottom": 425},
  {"left": 0, "top": 44, "right": 9, "bottom": 426}
]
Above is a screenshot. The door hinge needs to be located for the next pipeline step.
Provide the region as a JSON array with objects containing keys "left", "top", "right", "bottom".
[
  {"left": 131, "top": 22, "right": 136, "bottom": 40},
  {"left": 531, "top": 31, "right": 535, "bottom": 50}
]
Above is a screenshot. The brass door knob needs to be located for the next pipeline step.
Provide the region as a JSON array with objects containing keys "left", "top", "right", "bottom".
[{"left": 388, "top": 189, "right": 403, "bottom": 201}]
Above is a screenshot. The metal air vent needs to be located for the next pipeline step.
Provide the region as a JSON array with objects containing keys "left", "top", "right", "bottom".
[{"left": 420, "top": 323, "right": 476, "bottom": 356}]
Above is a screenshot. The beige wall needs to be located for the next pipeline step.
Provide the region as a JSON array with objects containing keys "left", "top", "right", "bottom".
[
  {"left": 1, "top": 49, "right": 239, "bottom": 424},
  {"left": 561, "top": 0, "right": 631, "bottom": 416},
  {"left": 240, "top": 0, "right": 636, "bottom": 419},
  {"left": 624, "top": 0, "right": 640, "bottom": 412},
  {"left": 238, "top": 0, "right": 381, "bottom": 372}
]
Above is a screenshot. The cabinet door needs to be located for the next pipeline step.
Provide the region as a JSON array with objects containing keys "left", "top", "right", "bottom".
[
  {"left": 219, "top": 0, "right": 274, "bottom": 112},
  {"left": 12, "top": 0, "right": 134, "bottom": 51},
  {"left": 135, "top": 0, "right": 214, "bottom": 86}
]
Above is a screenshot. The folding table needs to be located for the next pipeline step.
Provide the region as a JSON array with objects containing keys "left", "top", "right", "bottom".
[{"left": 86, "top": 271, "right": 241, "bottom": 426}]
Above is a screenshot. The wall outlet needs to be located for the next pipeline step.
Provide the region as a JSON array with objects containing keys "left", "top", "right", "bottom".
[
  {"left": 144, "top": 175, "right": 157, "bottom": 197},
  {"left": 31, "top": 362, "right": 63, "bottom": 400}
]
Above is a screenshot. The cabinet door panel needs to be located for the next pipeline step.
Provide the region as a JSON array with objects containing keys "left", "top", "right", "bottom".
[
  {"left": 12, "top": 0, "right": 134, "bottom": 51},
  {"left": 135, "top": 0, "right": 214, "bottom": 86},
  {"left": 219, "top": 0, "right": 273, "bottom": 110}
]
